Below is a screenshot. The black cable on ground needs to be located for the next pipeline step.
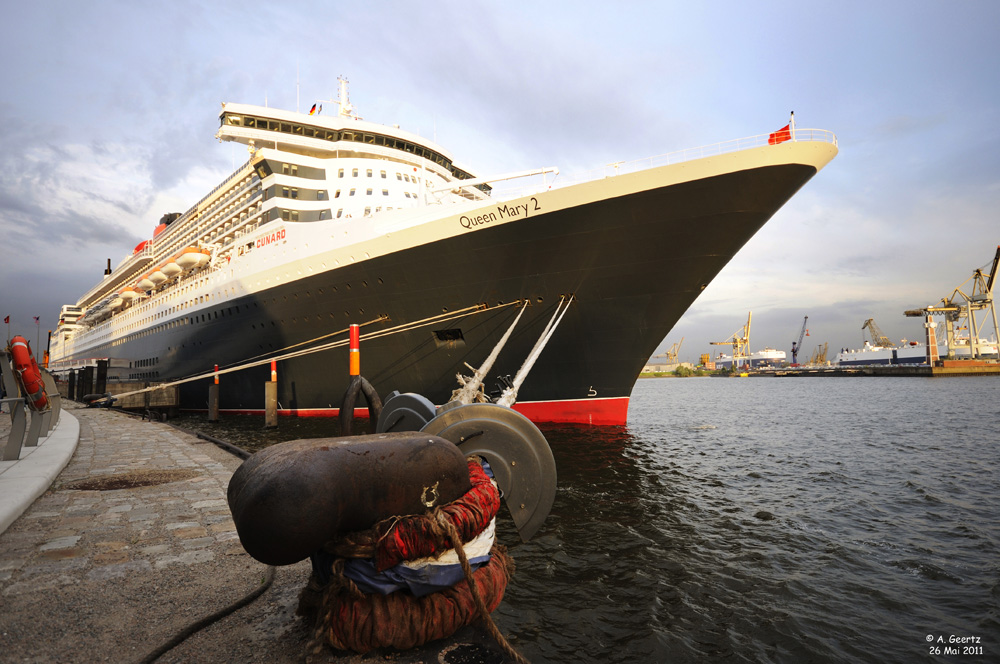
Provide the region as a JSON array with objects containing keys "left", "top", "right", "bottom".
[
  {"left": 107, "top": 405, "right": 253, "bottom": 461},
  {"left": 192, "top": 430, "right": 252, "bottom": 459},
  {"left": 98, "top": 406, "right": 266, "bottom": 662},
  {"left": 137, "top": 565, "right": 276, "bottom": 663}
]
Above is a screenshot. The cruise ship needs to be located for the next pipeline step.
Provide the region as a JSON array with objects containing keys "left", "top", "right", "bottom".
[{"left": 48, "top": 81, "right": 838, "bottom": 424}]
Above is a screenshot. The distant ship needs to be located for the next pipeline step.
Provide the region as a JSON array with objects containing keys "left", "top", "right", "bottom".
[
  {"left": 834, "top": 341, "right": 928, "bottom": 366},
  {"left": 835, "top": 338, "right": 999, "bottom": 366},
  {"left": 713, "top": 347, "right": 787, "bottom": 369},
  {"left": 47, "top": 80, "right": 837, "bottom": 424}
]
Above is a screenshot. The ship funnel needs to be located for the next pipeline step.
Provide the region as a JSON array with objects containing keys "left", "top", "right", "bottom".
[{"left": 104, "top": 258, "right": 112, "bottom": 276}]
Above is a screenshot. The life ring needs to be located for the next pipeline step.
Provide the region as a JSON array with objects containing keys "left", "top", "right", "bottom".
[{"left": 8, "top": 336, "right": 48, "bottom": 410}]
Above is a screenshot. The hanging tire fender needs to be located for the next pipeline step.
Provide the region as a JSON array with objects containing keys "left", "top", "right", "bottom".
[{"left": 420, "top": 402, "right": 556, "bottom": 542}]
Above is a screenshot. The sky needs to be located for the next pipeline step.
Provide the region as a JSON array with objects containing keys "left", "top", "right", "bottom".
[{"left": 2, "top": 0, "right": 999, "bottom": 364}]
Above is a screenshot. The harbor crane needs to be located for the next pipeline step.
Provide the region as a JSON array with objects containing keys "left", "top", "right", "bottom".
[
  {"left": 904, "top": 245, "right": 1000, "bottom": 360},
  {"left": 653, "top": 337, "right": 684, "bottom": 364},
  {"left": 809, "top": 342, "right": 829, "bottom": 365},
  {"left": 711, "top": 312, "right": 752, "bottom": 369},
  {"left": 791, "top": 316, "right": 809, "bottom": 364},
  {"left": 862, "top": 318, "right": 894, "bottom": 348}
]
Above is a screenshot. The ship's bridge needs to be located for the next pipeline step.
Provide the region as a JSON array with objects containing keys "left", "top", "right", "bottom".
[{"left": 216, "top": 103, "right": 489, "bottom": 195}]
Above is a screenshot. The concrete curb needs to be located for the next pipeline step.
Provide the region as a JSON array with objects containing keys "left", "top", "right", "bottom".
[{"left": 0, "top": 410, "right": 80, "bottom": 535}]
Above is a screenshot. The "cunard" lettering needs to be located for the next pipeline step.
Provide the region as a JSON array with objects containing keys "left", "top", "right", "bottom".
[{"left": 256, "top": 227, "right": 286, "bottom": 248}]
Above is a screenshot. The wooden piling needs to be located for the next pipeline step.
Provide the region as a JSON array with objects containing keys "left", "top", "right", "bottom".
[
  {"left": 208, "top": 365, "right": 219, "bottom": 422},
  {"left": 265, "top": 360, "right": 277, "bottom": 428}
]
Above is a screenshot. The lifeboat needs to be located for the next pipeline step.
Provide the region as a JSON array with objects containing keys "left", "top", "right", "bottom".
[
  {"left": 133, "top": 239, "right": 150, "bottom": 255},
  {"left": 149, "top": 266, "right": 168, "bottom": 285},
  {"left": 110, "top": 294, "right": 124, "bottom": 310},
  {"left": 137, "top": 274, "right": 155, "bottom": 291},
  {"left": 119, "top": 287, "right": 138, "bottom": 302},
  {"left": 161, "top": 260, "right": 182, "bottom": 278},
  {"left": 175, "top": 247, "right": 201, "bottom": 270},
  {"left": 176, "top": 247, "right": 211, "bottom": 270}
]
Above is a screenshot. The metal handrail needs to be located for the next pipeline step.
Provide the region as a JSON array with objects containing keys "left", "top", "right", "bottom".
[{"left": 495, "top": 128, "right": 837, "bottom": 198}]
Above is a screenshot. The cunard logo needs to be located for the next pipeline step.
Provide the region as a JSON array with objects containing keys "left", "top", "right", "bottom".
[{"left": 256, "top": 227, "right": 286, "bottom": 248}]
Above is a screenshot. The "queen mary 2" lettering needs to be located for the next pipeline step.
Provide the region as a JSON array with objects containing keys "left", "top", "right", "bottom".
[
  {"left": 256, "top": 227, "right": 286, "bottom": 248},
  {"left": 459, "top": 197, "right": 541, "bottom": 229}
]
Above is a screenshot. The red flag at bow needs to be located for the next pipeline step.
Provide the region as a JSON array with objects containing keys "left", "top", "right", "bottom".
[
  {"left": 768, "top": 124, "right": 791, "bottom": 145},
  {"left": 3, "top": 315, "right": 8, "bottom": 324}
]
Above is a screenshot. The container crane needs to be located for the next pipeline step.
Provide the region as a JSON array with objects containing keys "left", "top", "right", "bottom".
[
  {"left": 711, "top": 312, "right": 752, "bottom": 369},
  {"left": 790, "top": 316, "right": 808, "bottom": 365},
  {"left": 904, "top": 245, "right": 1000, "bottom": 360},
  {"left": 653, "top": 337, "right": 684, "bottom": 363}
]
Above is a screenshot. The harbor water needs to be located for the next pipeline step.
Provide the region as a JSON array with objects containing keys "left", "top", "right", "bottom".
[{"left": 175, "top": 376, "right": 999, "bottom": 663}]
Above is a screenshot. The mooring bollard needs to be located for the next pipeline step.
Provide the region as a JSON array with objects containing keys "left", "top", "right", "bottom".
[
  {"left": 265, "top": 360, "right": 277, "bottom": 428},
  {"left": 208, "top": 364, "right": 219, "bottom": 422}
]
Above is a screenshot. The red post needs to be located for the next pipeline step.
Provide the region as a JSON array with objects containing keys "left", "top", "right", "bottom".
[
  {"left": 270, "top": 360, "right": 277, "bottom": 382},
  {"left": 214, "top": 364, "right": 219, "bottom": 385},
  {"left": 349, "top": 324, "right": 360, "bottom": 376}
]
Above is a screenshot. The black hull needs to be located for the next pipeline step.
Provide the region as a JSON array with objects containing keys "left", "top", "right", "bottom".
[{"left": 60, "top": 162, "right": 820, "bottom": 424}]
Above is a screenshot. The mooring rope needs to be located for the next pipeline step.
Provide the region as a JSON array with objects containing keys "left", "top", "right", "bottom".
[
  {"left": 106, "top": 300, "right": 523, "bottom": 401},
  {"left": 434, "top": 509, "right": 530, "bottom": 664},
  {"left": 496, "top": 294, "right": 574, "bottom": 407},
  {"left": 451, "top": 300, "right": 530, "bottom": 405}
]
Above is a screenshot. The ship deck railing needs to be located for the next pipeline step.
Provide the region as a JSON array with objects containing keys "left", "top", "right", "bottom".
[{"left": 493, "top": 128, "right": 837, "bottom": 199}]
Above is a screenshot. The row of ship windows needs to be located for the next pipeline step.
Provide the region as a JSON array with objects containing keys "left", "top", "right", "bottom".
[
  {"left": 334, "top": 188, "right": 418, "bottom": 198},
  {"left": 270, "top": 186, "right": 418, "bottom": 200},
  {"left": 115, "top": 282, "right": 247, "bottom": 343},
  {"left": 223, "top": 113, "right": 484, "bottom": 188},
  {"left": 274, "top": 206, "right": 400, "bottom": 222},
  {"left": 104, "top": 279, "right": 396, "bottom": 358},
  {"left": 129, "top": 371, "right": 160, "bottom": 380},
  {"left": 338, "top": 168, "right": 420, "bottom": 183},
  {"left": 114, "top": 303, "right": 254, "bottom": 348}
]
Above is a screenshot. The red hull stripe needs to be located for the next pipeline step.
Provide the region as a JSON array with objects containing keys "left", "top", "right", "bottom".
[
  {"left": 511, "top": 397, "right": 630, "bottom": 425},
  {"left": 196, "top": 397, "right": 630, "bottom": 426}
]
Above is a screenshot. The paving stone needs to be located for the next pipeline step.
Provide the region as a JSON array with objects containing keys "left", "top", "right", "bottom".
[
  {"left": 86, "top": 560, "right": 154, "bottom": 581},
  {"left": 192, "top": 499, "right": 227, "bottom": 509},
  {"left": 39, "top": 535, "right": 82, "bottom": 551},
  {"left": 165, "top": 521, "right": 201, "bottom": 530},
  {"left": 180, "top": 536, "right": 216, "bottom": 550},
  {"left": 154, "top": 549, "right": 215, "bottom": 568},
  {"left": 172, "top": 526, "right": 208, "bottom": 539}
]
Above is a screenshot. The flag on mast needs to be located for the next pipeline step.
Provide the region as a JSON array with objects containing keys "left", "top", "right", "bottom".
[{"left": 768, "top": 122, "right": 791, "bottom": 145}]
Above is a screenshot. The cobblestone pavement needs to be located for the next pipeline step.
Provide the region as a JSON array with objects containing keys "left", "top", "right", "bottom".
[{"left": 0, "top": 405, "right": 508, "bottom": 664}]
